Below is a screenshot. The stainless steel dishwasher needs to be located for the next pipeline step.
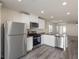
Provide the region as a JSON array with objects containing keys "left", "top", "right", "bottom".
[{"left": 55, "top": 34, "right": 68, "bottom": 51}]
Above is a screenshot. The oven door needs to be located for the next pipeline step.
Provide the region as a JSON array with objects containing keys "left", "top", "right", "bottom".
[
  {"left": 33, "top": 36, "right": 41, "bottom": 46},
  {"left": 37, "top": 37, "right": 41, "bottom": 43}
]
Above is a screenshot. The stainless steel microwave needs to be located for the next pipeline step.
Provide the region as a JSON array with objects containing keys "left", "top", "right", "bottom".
[{"left": 30, "top": 22, "right": 39, "bottom": 28}]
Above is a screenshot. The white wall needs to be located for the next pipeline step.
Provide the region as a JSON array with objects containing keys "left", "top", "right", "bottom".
[
  {"left": 1, "top": 7, "right": 28, "bottom": 24},
  {"left": 66, "top": 24, "right": 78, "bottom": 36}
]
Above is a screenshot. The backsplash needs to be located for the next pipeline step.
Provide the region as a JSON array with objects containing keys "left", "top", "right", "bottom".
[{"left": 28, "top": 28, "right": 45, "bottom": 34}]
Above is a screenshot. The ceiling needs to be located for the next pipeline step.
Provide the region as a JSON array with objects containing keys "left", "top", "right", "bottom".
[{"left": 1, "top": 0, "right": 78, "bottom": 23}]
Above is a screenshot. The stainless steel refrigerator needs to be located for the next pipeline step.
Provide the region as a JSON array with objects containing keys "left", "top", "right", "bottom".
[{"left": 3, "top": 21, "right": 27, "bottom": 59}]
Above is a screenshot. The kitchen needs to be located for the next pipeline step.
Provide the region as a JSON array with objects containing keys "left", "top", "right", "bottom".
[
  {"left": 0, "top": 0, "right": 78, "bottom": 59},
  {"left": 1, "top": 7, "right": 68, "bottom": 59}
]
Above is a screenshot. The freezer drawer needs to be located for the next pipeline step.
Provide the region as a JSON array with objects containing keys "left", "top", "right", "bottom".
[{"left": 5, "top": 35, "right": 26, "bottom": 59}]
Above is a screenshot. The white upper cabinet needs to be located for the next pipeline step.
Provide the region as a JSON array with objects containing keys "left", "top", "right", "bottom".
[
  {"left": 22, "top": 14, "right": 30, "bottom": 29},
  {"left": 12, "top": 13, "right": 30, "bottom": 29},
  {"left": 29, "top": 15, "right": 38, "bottom": 23},
  {"left": 38, "top": 19, "right": 45, "bottom": 29}
]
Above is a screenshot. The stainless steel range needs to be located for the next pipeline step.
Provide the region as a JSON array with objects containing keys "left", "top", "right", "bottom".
[
  {"left": 33, "top": 34, "right": 41, "bottom": 46},
  {"left": 27, "top": 31, "right": 41, "bottom": 47}
]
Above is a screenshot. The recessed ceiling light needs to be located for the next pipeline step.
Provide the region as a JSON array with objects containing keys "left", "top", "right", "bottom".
[
  {"left": 50, "top": 16, "right": 54, "bottom": 19},
  {"left": 67, "top": 12, "right": 70, "bottom": 15},
  {"left": 41, "top": 10, "right": 44, "bottom": 14},
  {"left": 62, "top": 2, "right": 67, "bottom": 6},
  {"left": 18, "top": 0, "right": 22, "bottom": 2}
]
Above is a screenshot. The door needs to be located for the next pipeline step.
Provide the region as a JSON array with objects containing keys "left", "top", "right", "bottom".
[
  {"left": 6, "top": 21, "right": 27, "bottom": 35},
  {"left": 5, "top": 35, "right": 26, "bottom": 59}
]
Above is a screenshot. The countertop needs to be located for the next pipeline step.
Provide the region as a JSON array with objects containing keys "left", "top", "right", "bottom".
[{"left": 41, "top": 33, "right": 67, "bottom": 37}]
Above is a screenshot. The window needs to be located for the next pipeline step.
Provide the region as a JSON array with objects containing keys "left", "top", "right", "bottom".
[
  {"left": 48, "top": 24, "right": 53, "bottom": 33},
  {"left": 56, "top": 24, "right": 66, "bottom": 34}
]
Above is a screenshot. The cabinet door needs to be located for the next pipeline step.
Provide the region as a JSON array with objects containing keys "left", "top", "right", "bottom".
[
  {"left": 41, "top": 35, "right": 55, "bottom": 47},
  {"left": 18, "top": 14, "right": 30, "bottom": 29},
  {"left": 41, "top": 35, "right": 47, "bottom": 44},
  {"left": 46, "top": 35, "right": 55, "bottom": 47},
  {"left": 29, "top": 15, "right": 38, "bottom": 23},
  {"left": 38, "top": 19, "right": 45, "bottom": 29},
  {"left": 5, "top": 35, "right": 26, "bottom": 59},
  {"left": 49, "top": 36, "right": 55, "bottom": 47},
  {"left": 41, "top": 35, "right": 45, "bottom": 44},
  {"left": 26, "top": 37, "right": 33, "bottom": 52}
]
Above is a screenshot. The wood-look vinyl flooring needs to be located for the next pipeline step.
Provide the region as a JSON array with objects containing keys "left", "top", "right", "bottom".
[
  {"left": 21, "top": 45, "right": 64, "bottom": 59},
  {"left": 64, "top": 36, "right": 78, "bottom": 59},
  {"left": 20, "top": 36, "right": 78, "bottom": 59}
]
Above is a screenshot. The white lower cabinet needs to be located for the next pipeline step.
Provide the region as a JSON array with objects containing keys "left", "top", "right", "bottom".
[
  {"left": 26, "top": 37, "right": 33, "bottom": 52},
  {"left": 41, "top": 35, "right": 56, "bottom": 47}
]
